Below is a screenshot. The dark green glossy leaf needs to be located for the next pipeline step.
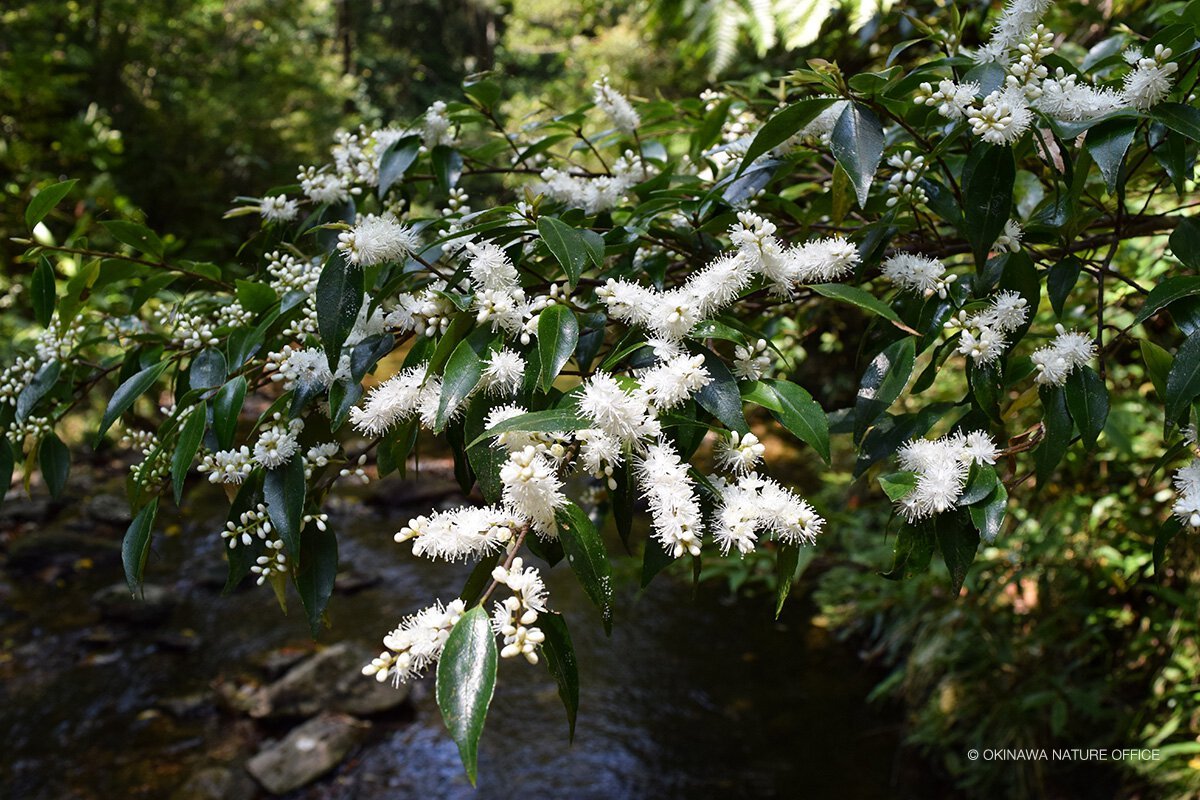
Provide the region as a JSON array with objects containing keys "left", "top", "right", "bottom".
[
  {"left": 830, "top": 102, "right": 884, "bottom": 207},
  {"left": 350, "top": 333, "right": 394, "bottom": 383},
  {"left": 1165, "top": 328, "right": 1200, "bottom": 424},
  {"left": 171, "top": 405, "right": 206, "bottom": 504},
  {"left": 691, "top": 345, "right": 748, "bottom": 434},
  {"left": 854, "top": 336, "right": 916, "bottom": 441},
  {"left": 378, "top": 135, "right": 422, "bottom": 196},
  {"left": 235, "top": 279, "right": 277, "bottom": 314},
  {"left": 963, "top": 143, "right": 1015, "bottom": 266},
  {"left": 764, "top": 379, "right": 830, "bottom": 464},
  {"left": 1153, "top": 103, "right": 1200, "bottom": 141},
  {"left": 468, "top": 405, "right": 587, "bottom": 448},
  {"left": 539, "top": 612, "right": 580, "bottom": 741},
  {"left": 122, "top": 498, "right": 159, "bottom": 595},
  {"left": 297, "top": 523, "right": 338, "bottom": 638},
  {"left": 97, "top": 361, "right": 167, "bottom": 440},
  {"left": 264, "top": 456, "right": 306, "bottom": 558},
  {"left": 437, "top": 338, "right": 483, "bottom": 432},
  {"left": 31, "top": 256, "right": 56, "bottom": 327},
  {"left": 212, "top": 376, "right": 247, "bottom": 449},
  {"left": 538, "top": 216, "right": 588, "bottom": 287},
  {"left": 968, "top": 482, "right": 1008, "bottom": 544},
  {"left": 1048, "top": 257, "right": 1082, "bottom": 318},
  {"left": 102, "top": 220, "right": 164, "bottom": 260},
  {"left": 881, "top": 522, "right": 934, "bottom": 580},
  {"left": 1142, "top": 339, "right": 1172, "bottom": 399},
  {"left": 436, "top": 606, "right": 498, "bottom": 786},
  {"left": 736, "top": 97, "right": 836, "bottom": 176},
  {"left": 538, "top": 305, "right": 579, "bottom": 392},
  {"left": 189, "top": 348, "right": 227, "bottom": 391},
  {"left": 556, "top": 502, "right": 614, "bottom": 634},
  {"left": 25, "top": 179, "right": 77, "bottom": 230},
  {"left": 316, "top": 252, "right": 365, "bottom": 371},
  {"left": 959, "top": 464, "right": 999, "bottom": 506},
  {"left": 1064, "top": 366, "right": 1108, "bottom": 449},
  {"left": 1036, "top": 385, "right": 1073, "bottom": 484},
  {"left": 1133, "top": 275, "right": 1200, "bottom": 327},
  {"left": 935, "top": 510, "right": 979, "bottom": 596},
  {"left": 39, "top": 432, "right": 69, "bottom": 499},
  {"left": 879, "top": 470, "right": 918, "bottom": 501},
  {"left": 1085, "top": 117, "right": 1136, "bottom": 192},
  {"left": 17, "top": 360, "right": 61, "bottom": 424},
  {"left": 810, "top": 284, "right": 911, "bottom": 331},
  {"left": 1171, "top": 217, "right": 1200, "bottom": 271}
]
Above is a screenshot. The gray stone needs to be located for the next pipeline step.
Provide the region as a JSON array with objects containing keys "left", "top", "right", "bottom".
[
  {"left": 254, "top": 642, "right": 410, "bottom": 719},
  {"left": 245, "top": 712, "right": 369, "bottom": 795},
  {"left": 171, "top": 765, "right": 256, "bottom": 800},
  {"left": 92, "top": 582, "right": 178, "bottom": 623},
  {"left": 5, "top": 530, "right": 119, "bottom": 571},
  {"left": 85, "top": 493, "right": 133, "bottom": 526}
]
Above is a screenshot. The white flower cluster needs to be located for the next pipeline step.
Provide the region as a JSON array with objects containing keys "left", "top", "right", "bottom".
[
  {"left": 220, "top": 502, "right": 272, "bottom": 549},
  {"left": 895, "top": 432, "right": 1001, "bottom": 526},
  {"left": 946, "top": 290, "right": 1030, "bottom": 365},
  {"left": 1173, "top": 429, "right": 1200, "bottom": 530},
  {"left": 263, "top": 345, "right": 334, "bottom": 391},
  {"left": 501, "top": 445, "right": 567, "bottom": 538},
  {"left": 480, "top": 348, "right": 526, "bottom": 396},
  {"left": 1122, "top": 44, "right": 1179, "bottom": 111},
  {"left": 637, "top": 441, "right": 704, "bottom": 558},
  {"left": 599, "top": 212, "right": 857, "bottom": 342},
  {"left": 362, "top": 598, "right": 467, "bottom": 685},
  {"left": 715, "top": 430, "right": 766, "bottom": 475},
  {"left": 535, "top": 151, "right": 648, "bottom": 214},
  {"left": 266, "top": 250, "right": 323, "bottom": 296},
  {"left": 395, "top": 505, "right": 519, "bottom": 562},
  {"left": 253, "top": 413, "right": 305, "bottom": 469},
  {"left": 1030, "top": 324, "right": 1097, "bottom": 386},
  {"left": 881, "top": 252, "right": 956, "bottom": 298},
  {"left": 592, "top": 76, "right": 640, "bottom": 134},
  {"left": 350, "top": 366, "right": 441, "bottom": 436},
  {"left": 199, "top": 447, "right": 254, "bottom": 484},
  {"left": 384, "top": 282, "right": 456, "bottom": 339},
  {"left": 491, "top": 558, "right": 550, "bottom": 663},
  {"left": 464, "top": 241, "right": 529, "bottom": 335},
  {"left": 886, "top": 150, "right": 928, "bottom": 209},
  {"left": 337, "top": 213, "right": 420, "bottom": 267},
  {"left": 260, "top": 195, "right": 298, "bottom": 223},
  {"left": 733, "top": 339, "right": 772, "bottom": 380},
  {"left": 711, "top": 473, "right": 824, "bottom": 556}
]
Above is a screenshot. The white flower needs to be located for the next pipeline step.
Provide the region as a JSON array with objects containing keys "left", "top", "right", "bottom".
[
  {"left": 199, "top": 447, "right": 254, "bottom": 484},
  {"left": 1122, "top": 46, "right": 1178, "bottom": 110},
  {"left": 350, "top": 367, "right": 431, "bottom": 436},
  {"left": 636, "top": 441, "right": 703, "bottom": 558},
  {"left": 711, "top": 473, "right": 824, "bottom": 556},
  {"left": 260, "top": 195, "right": 298, "bottom": 222},
  {"left": 882, "top": 253, "right": 956, "bottom": 298},
  {"left": 1030, "top": 324, "right": 1096, "bottom": 386},
  {"left": 480, "top": 349, "right": 526, "bottom": 396},
  {"left": 220, "top": 503, "right": 272, "bottom": 548},
  {"left": 1173, "top": 459, "right": 1200, "bottom": 529},
  {"left": 337, "top": 213, "right": 420, "bottom": 266},
  {"left": 1034, "top": 69, "right": 1124, "bottom": 121},
  {"left": 535, "top": 151, "right": 648, "bottom": 213},
  {"left": 490, "top": 558, "right": 551, "bottom": 664},
  {"left": 914, "top": 80, "right": 979, "bottom": 119},
  {"left": 298, "top": 166, "right": 351, "bottom": 205},
  {"left": 957, "top": 326, "right": 1007, "bottom": 365},
  {"left": 396, "top": 505, "right": 517, "bottom": 562},
  {"left": 423, "top": 100, "right": 455, "bottom": 148},
  {"left": 963, "top": 431, "right": 1001, "bottom": 465},
  {"left": 362, "top": 598, "right": 467, "bottom": 685},
  {"left": 715, "top": 431, "right": 765, "bottom": 475},
  {"left": 264, "top": 345, "right": 333, "bottom": 391},
  {"left": 733, "top": 339, "right": 772, "bottom": 380},
  {"left": 593, "top": 76, "right": 640, "bottom": 134},
  {"left": 994, "top": 219, "right": 1023, "bottom": 253},
  {"left": 967, "top": 88, "right": 1033, "bottom": 146},
  {"left": 894, "top": 431, "right": 1002, "bottom": 529},
  {"left": 639, "top": 353, "right": 712, "bottom": 410},
  {"left": 253, "top": 414, "right": 304, "bottom": 468},
  {"left": 578, "top": 372, "right": 660, "bottom": 444},
  {"left": 500, "top": 446, "right": 566, "bottom": 538}
]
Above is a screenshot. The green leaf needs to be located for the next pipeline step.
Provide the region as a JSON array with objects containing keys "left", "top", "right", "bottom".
[
  {"left": 31, "top": 256, "right": 56, "bottom": 327},
  {"left": 1133, "top": 276, "right": 1200, "bottom": 327},
  {"left": 854, "top": 336, "right": 916, "bottom": 441},
  {"left": 879, "top": 470, "right": 918, "bottom": 501},
  {"left": 17, "top": 360, "right": 61, "bottom": 424},
  {"left": 1152, "top": 103, "right": 1200, "bottom": 141},
  {"left": 297, "top": 523, "right": 338, "bottom": 638},
  {"left": 774, "top": 543, "right": 813, "bottom": 619},
  {"left": 437, "top": 338, "right": 483, "bottom": 432},
  {"left": 431, "top": 145, "right": 464, "bottom": 189},
  {"left": 963, "top": 143, "right": 1015, "bottom": 266},
  {"left": 235, "top": 279, "right": 277, "bottom": 314},
  {"left": 1064, "top": 366, "right": 1108, "bottom": 449},
  {"left": 881, "top": 522, "right": 934, "bottom": 580},
  {"left": 465, "top": 400, "right": 506, "bottom": 504},
  {"left": 810, "top": 283, "right": 913, "bottom": 331},
  {"left": 25, "top": 179, "right": 78, "bottom": 230},
  {"left": 378, "top": 135, "right": 422, "bottom": 196},
  {"left": 468, "top": 405, "right": 588, "bottom": 449},
  {"left": 764, "top": 379, "right": 830, "bottom": 464},
  {"left": 736, "top": 97, "right": 836, "bottom": 176},
  {"left": 121, "top": 498, "right": 159, "bottom": 595},
  {"left": 539, "top": 612, "right": 580, "bottom": 741},
  {"left": 189, "top": 349, "right": 227, "bottom": 392},
  {"left": 350, "top": 333, "right": 394, "bottom": 383},
  {"left": 830, "top": 103, "right": 885, "bottom": 207},
  {"left": 691, "top": 345, "right": 748, "bottom": 434},
  {"left": 316, "top": 252, "right": 365, "bottom": 371},
  {"left": 264, "top": 456, "right": 306, "bottom": 558},
  {"left": 1170, "top": 217, "right": 1200, "bottom": 271},
  {"left": 1085, "top": 117, "right": 1136, "bottom": 192},
  {"left": 38, "top": 432, "right": 69, "bottom": 499},
  {"left": 1036, "top": 385, "right": 1073, "bottom": 483},
  {"left": 556, "top": 502, "right": 614, "bottom": 634},
  {"left": 436, "top": 606, "right": 498, "bottom": 786},
  {"left": 171, "top": 405, "right": 206, "bottom": 504},
  {"left": 1048, "top": 257, "right": 1083, "bottom": 318},
  {"left": 1142, "top": 339, "right": 1173, "bottom": 399},
  {"left": 538, "top": 304, "right": 579, "bottom": 392},
  {"left": 538, "top": 216, "right": 588, "bottom": 287},
  {"left": 102, "top": 220, "right": 164, "bottom": 260},
  {"left": 968, "top": 483, "right": 1008, "bottom": 544},
  {"left": 934, "top": 510, "right": 979, "bottom": 596},
  {"left": 212, "top": 376, "right": 247, "bottom": 450},
  {"left": 98, "top": 361, "right": 168, "bottom": 441},
  {"left": 1165, "top": 328, "right": 1200, "bottom": 424},
  {"left": 959, "top": 464, "right": 999, "bottom": 506}
]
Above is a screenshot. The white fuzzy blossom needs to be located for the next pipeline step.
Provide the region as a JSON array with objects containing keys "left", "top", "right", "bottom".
[
  {"left": 637, "top": 441, "right": 704, "bottom": 558},
  {"left": 535, "top": 151, "right": 648, "bottom": 213},
  {"left": 711, "top": 473, "right": 824, "bottom": 556},
  {"left": 1030, "top": 324, "right": 1097, "bottom": 386},
  {"left": 337, "top": 213, "right": 419, "bottom": 266},
  {"left": 715, "top": 431, "right": 765, "bottom": 475},
  {"left": 895, "top": 431, "right": 1001, "bottom": 529},
  {"left": 423, "top": 101, "right": 456, "bottom": 148},
  {"left": 297, "top": 166, "right": 352, "bottom": 205},
  {"left": 592, "top": 76, "right": 640, "bottom": 134},
  {"left": 396, "top": 505, "right": 518, "bottom": 562},
  {"left": 1122, "top": 45, "right": 1178, "bottom": 110},
  {"left": 350, "top": 367, "right": 435, "bottom": 436},
  {"left": 914, "top": 80, "right": 979, "bottom": 120},
  {"left": 480, "top": 348, "right": 526, "bottom": 396},
  {"left": 253, "top": 413, "right": 304, "bottom": 468},
  {"left": 362, "top": 598, "right": 467, "bottom": 685},
  {"left": 882, "top": 253, "right": 956, "bottom": 298},
  {"left": 578, "top": 372, "right": 661, "bottom": 444},
  {"left": 501, "top": 446, "right": 566, "bottom": 538},
  {"left": 639, "top": 353, "right": 712, "bottom": 410},
  {"left": 264, "top": 345, "right": 334, "bottom": 391},
  {"left": 733, "top": 339, "right": 772, "bottom": 380},
  {"left": 967, "top": 87, "right": 1034, "bottom": 146},
  {"left": 947, "top": 290, "right": 1030, "bottom": 365},
  {"left": 1172, "top": 458, "right": 1200, "bottom": 530},
  {"left": 260, "top": 195, "right": 298, "bottom": 222},
  {"left": 972, "top": 0, "right": 1053, "bottom": 65},
  {"left": 199, "top": 447, "right": 254, "bottom": 485}
]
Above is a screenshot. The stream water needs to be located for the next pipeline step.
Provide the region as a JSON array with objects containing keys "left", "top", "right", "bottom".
[{"left": 0, "top": 479, "right": 903, "bottom": 799}]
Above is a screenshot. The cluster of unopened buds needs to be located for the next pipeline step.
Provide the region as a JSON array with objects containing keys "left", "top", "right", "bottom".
[
  {"left": 221, "top": 503, "right": 272, "bottom": 549},
  {"left": 490, "top": 558, "right": 549, "bottom": 664},
  {"left": 885, "top": 150, "right": 928, "bottom": 209},
  {"left": 251, "top": 540, "right": 288, "bottom": 585}
]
